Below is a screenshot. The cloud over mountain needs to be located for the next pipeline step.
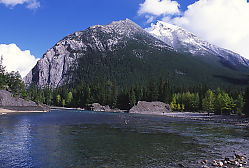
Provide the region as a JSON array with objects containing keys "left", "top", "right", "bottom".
[
  {"left": 0, "top": 44, "right": 39, "bottom": 77},
  {"left": 138, "top": 0, "right": 180, "bottom": 23},
  {"left": 140, "top": 0, "right": 249, "bottom": 59}
]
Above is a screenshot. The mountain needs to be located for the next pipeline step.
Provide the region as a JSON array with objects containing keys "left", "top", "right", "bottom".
[
  {"left": 24, "top": 19, "right": 249, "bottom": 89},
  {"left": 146, "top": 21, "right": 249, "bottom": 68},
  {"left": 24, "top": 19, "right": 173, "bottom": 88}
]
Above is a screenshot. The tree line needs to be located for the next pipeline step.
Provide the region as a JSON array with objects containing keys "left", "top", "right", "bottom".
[
  {"left": 0, "top": 61, "right": 26, "bottom": 97},
  {"left": 25, "top": 77, "right": 249, "bottom": 116},
  {"left": 0, "top": 60, "right": 248, "bottom": 116}
]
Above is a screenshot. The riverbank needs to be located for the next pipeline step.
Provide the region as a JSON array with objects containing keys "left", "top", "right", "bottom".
[
  {"left": 50, "top": 106, "right": 85, "bottom": 110},
  {"left": 0, "top": 106, "right": 50, "bottom": 115},
  {"left": 53, "top": 106, "right": 249, "bottom": 127},
  {"left": 0, "top": 90, "right": 50, "bottom": 115}
]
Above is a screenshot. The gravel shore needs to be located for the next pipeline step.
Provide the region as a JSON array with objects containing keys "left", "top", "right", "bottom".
[{"left": 0, "top": 106, "right": 50, "bottom": 115}]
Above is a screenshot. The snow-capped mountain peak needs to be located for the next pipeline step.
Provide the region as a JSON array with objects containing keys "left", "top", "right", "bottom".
[
  {"left": 146, "top": 21, "right": 249, "bottom": 67},
  {"left": 148, "top": 21, "right": 180, "bottom": 34}
]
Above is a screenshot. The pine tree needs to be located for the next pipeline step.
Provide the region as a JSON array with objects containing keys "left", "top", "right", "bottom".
[
  {"left": 148, "top": 79, "right": 159, "bottom": 101},
  {"left": 192, "top": 93, "right": 200, "bottom": 111},
  {"left": 111, "top": 83, "right": 118, "bottom": 108},
  {"left": 243, "top": 87, "right": 249, "bottom": 116},
  {"left": 202, "top": 89, "right": 215, "bottom": 114},
  {"left": 129, "top": 89, "right": 136, "bottom": 108},
  {"left": 221, "top": 93, "right": 232, "bottom": 115},
  {"left": 236, "top": 94, "right": 244, "bottom": 115},
  {"left": 66, "top": 92, "right": 73, "bottom": 106},
  {"left": 56, "top": 94, "right": 61, "bottom": 106},
  {"left": 158, "top": 77, "right": 164, "bottom": 102},
  {"left": 215, "top": 93, "right": 223, "bottom": 114},
  {"left": 170, "top": 94, "right": 177, "bottom": 111},
  {"left": 62, "top": 99, "right": 66, "bottom": 107}
]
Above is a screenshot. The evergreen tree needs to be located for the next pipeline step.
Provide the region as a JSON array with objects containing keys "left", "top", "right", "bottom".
[
  {"left": 202, "top": 89, "right": 215, "bottom": 114},
  {"left": 192, "top": 93, "right": 200, "bottom": 111},
  {"left": 162, "top": 79, "right": 170, "bottom": 103},
  {"left": 221, "top": 93, "right": 233, "bottom": 115},
  {"left": 236, "top": 94, "right": 244, "bottom": 115},
  {"left": 158, "top": 77, "right": 164, "bottom": 102},
  {"left": 129, "top": 89, "right": 136, "bottom": 108},
  {"left": 243, "top": 87, "right": 249, "bottom": 116},
  {"left": 66, "top": 92, "right": 73, "bottom": 106},
  {"left": 56, "top": 94, "right": 61, "bottom": 106},
  {"left": 111, "top": 83, "right": 118, "bottom": 108},
  {"left": 0, "top": 63, "right": 7, "bottom": 89},
  {"left": 148, "top": 80, "right": 159, "bottom": 101},
  {"left": 170, "top": 94, "right": 177, "bottom": 111},
  {"left": 62, "top": 99, "right": 66, "bottom": 107},
  {"left": 134, "top": 85, "right": 143, "bottom": 102}
]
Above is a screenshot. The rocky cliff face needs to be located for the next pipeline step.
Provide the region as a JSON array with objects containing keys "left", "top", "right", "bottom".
[
  {"left": 24, "top": 19, "right": 171, "bottom": 88},
  {"left": 147, "top": 21, "right": 249, "bottom": 68}
]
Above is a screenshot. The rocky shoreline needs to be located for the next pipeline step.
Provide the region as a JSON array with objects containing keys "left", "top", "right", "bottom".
[
  {"left": 0, "top": 90, "right": 50, "bottom": 115},
  {"left": 87, "top": 101, "right": 249, "bottom": 127},
  {"left": 195, "top": 152, "right": 249, "bottom": 168}
]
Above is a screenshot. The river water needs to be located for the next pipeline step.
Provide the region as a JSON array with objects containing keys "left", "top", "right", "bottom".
[{"left": 0, "top": 110, "right": 249, "bottom": 168}]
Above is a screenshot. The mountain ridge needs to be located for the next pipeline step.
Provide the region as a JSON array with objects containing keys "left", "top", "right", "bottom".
[
  {"left": 146, "top": 21, "right": 249, "bottom": 68},
  {"left": 24, "top": 19, "right": 172, "bottom": 88},
  {"left": 24, "top": 19, "right": 249, "bottom": 89}
]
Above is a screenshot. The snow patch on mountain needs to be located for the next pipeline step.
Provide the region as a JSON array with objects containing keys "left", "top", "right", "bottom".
[{"left": 146, "top": 21, "right": 249, "bottom": 67}]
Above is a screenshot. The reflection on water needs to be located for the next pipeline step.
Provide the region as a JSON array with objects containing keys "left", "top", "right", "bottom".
[{"left": 0, "top": 110, "right": 249, "bottom": 168}]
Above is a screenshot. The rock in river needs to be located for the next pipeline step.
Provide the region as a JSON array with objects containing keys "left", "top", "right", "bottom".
[{"left": 129, "top": 101, "right": 172, "bottom": 115}]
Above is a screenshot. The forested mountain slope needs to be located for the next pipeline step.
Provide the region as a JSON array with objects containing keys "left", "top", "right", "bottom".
[{"left": 24, "top": 19, "right": 249, "bottom": 89}]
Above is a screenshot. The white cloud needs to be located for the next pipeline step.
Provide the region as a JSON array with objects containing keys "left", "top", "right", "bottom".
[
  {"left": 0, "top": 44, "right": 39, "bottom": 78},
  {"left": 138, "top": 0, "right": 180, "bottom": 19},
  {"left": 141, "top": 0, "right": 249, "bottom": 59},
  {"left": 0, "top": 0, "right": 40, "bottom": 9},
  {"left": 145, "top": 15, "right": 156, "bottom": 23}
]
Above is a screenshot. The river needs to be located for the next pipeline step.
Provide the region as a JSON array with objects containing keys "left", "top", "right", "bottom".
[{"left": 0, "top": 110, "right": 249, "bottom": 167}]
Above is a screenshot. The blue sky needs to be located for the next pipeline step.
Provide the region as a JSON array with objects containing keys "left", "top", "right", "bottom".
[
  {"left": 0, "top": 0, "right": 196, "bottom": 58},
  {"left": 1, "top": 0, "right": 249, "bottom": 77}
]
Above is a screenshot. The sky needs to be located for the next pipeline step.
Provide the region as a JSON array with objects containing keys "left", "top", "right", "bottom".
[{"left": 0, "top": 0, "right": 249, "bottom": 77}]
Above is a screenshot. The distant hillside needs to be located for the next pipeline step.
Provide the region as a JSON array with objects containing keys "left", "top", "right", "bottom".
[{"left": 24, "top": 19, "right": 249, "bottom": 89}]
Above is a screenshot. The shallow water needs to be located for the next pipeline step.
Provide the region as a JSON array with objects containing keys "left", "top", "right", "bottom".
[{"left": 0, "top": 110, "right": 249, "bottom": 168}]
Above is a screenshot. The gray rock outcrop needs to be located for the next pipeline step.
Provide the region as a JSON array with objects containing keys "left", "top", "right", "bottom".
[
  {"left": 129, "top": 101, "right": 172, "bottom": 115},
  {"left": 90, "top": 103, "right": 125, "bottom": 113},
  {"left": 90, "top": 103, "right": 111, "bottom": 112},
  {"left": 0, "top": 90, "right": 50, "bottom": 112}
]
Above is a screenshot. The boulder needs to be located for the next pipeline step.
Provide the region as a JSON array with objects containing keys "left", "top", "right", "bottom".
[
  {"left": 90, "top": 103, "right": 110, "bottom": 112},
  {"left": 90, "top": 103, "right": 125, "bottom": 112},
  {"left": 129, "top": 101, "right": 172, "bottom": 115}
]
